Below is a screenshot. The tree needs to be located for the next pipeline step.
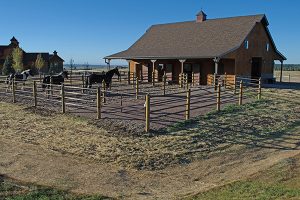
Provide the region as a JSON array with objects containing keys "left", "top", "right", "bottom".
[
  {"left": 2, "top": 54, "right": 15, "bottom": 75},
  {"left": 12, "top": 47, "right": 24, "bottom": 72},
  {"left": 35, "top": 54, "right": 45, "bottom": 74}
]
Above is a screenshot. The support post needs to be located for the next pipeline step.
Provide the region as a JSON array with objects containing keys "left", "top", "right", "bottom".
[
  {"left": 280, "top": 60, "right": 283, "bottom": 82},
  {"left": 97, "top": 86, "right": 101, "bottom": 119},
  {"left": 163, "top": 74, "right": 167, "bottom": 96},
  {"left": 239, "top": 81, "right": 243, "bottom": 106},
  {"left": 213, "top": 57, "right": 220, "bottom": 75},
  {"left": 217, "top": 83, "right": 221, "bottom": 111},
  {"left": 185, "top": 89, "right": 191, "bottom": 120},
  {"left": 136, "top": 76, "right": 139, "bottom": 99},
  {"left": 145, "top": 94, "right": 150, "bottom": 132},
  {"left": 151, "top": 60, "right": 156, "bottom": 86},
  {"left": 102, "top": 80, "right": 106, "bottom": 103},
  {"left": 61, "top": 84, "right": 65, "bottom": 113},
  {"left": 258, "top": 78, "right": 262, "bottom": 100},
  {"left": 179, "top": 60, "right": 186, "bottom": 88},
  {"left": 12, "top": 78, "right": 16, "bottom": 103},
  {"left": 224, "top": 72, "right": 227, "bottom": 89},
  {"left": 33, "top": 81, "right": 37, "bottom": 107},
  {"left": 179, "top": 73, "right": 183, "bottom": 88},
  {"left": 127, "top": 71, "right": 131, "bottom": 85},
  {"left": 192, "top": 72, "right": 195, "bottom": 86}
]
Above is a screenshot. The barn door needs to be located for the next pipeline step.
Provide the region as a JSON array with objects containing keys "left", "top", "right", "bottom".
[{"left": 251, "top": 57, "right": 262, "bottom": 79}]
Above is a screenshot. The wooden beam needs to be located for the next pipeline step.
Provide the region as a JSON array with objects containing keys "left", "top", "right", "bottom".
[{"left": 280, "top": 60, "right": 283, "bottom": 82}]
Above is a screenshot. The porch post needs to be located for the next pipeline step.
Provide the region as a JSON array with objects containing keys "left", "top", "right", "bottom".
[
  {"left": 127, "top": 60, "right": 131, "bottom": 84},
  {"left": 213, "top": 57, "right": 220, "bottom": 75},
  {"left": 108, "top": 59, "right": 111, "bottom": 71},
  {"left": 280, "top": 60, "right": 283, "bottom": 82},
  {"left": 179, "top": 59, "right": 186, "bottom": 88},
  {"left": 151, "top": 60, "right": 157, "bottom": 86}
]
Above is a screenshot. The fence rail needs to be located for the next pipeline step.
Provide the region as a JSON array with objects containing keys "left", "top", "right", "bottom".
[{"left": 0, "top": 74, "right": 262, "bottom": 132}]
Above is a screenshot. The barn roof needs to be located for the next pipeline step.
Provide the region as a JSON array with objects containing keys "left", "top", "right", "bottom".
[
  {"left": 24, "top": 53, "right": 50, "bottom": 63},
  {"left": 105, "top": 14, "right": 286, "bottom": 60}
]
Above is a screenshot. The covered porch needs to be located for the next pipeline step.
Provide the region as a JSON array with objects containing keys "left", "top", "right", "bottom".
[{"left": 127, "top": 58, "right": 236, "bottom": 85}]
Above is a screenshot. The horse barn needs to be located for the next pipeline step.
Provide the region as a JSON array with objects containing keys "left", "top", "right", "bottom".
[{"left": 105, "top": 11, "right": 286, "bottom": 85}]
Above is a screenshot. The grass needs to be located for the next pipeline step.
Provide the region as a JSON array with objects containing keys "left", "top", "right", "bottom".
[
  {"left": 189, "top": 154, "right": 300, "bottom": 200},
  {"left": 0, "top": 88, "right": 299, "bottom": 170},
  {"left": 0, "top": 176, "right": 110, "bottom": 200}
]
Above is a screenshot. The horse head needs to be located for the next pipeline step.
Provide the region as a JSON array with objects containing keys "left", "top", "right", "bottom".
[
  {"left": 113, "top": 67, "right": 121, "bottom": 78},
  {"left": 22, "top": 69, "right": 34, "bottom": 77},
  {"left": 62, "top": 71, "right": 69, "bottom": 79}
]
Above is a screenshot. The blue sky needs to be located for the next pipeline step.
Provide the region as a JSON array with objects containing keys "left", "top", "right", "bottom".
[{"left": 1, "top": 0, "right": 299, "bottom": 64}]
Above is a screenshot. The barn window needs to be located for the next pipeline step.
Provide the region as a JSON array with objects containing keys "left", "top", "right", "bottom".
[
  {"left": 266, "top": 43, "right": 270, "bottom": 52},
  {"left": 244, "top": 40, "right": 249, "bottom": 49}
]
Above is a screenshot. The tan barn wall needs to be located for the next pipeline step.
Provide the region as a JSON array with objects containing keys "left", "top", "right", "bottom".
[{"left": 234, "top": 22, "right": 280, "bottom": 79}]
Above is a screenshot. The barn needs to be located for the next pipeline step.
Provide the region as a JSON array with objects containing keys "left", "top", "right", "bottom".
[{"left": 105, "top": 11, "right": 286, "bottom": 84}]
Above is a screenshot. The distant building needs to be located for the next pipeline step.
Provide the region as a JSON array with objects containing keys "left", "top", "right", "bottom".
[
  {"left": 0, "top": 37, "right": 64, "bottom": 74},
  {"left": 105, "top": 11, "right": 286, "bottom": 84}
]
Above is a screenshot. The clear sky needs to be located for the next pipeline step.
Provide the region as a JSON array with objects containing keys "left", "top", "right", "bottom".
[{"left": 1, "top": 0, "right": 299, "bottom": 64}]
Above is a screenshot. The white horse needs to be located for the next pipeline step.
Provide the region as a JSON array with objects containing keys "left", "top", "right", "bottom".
[{"left": 6, "top": 69, "right": 34, "bottom": 92}]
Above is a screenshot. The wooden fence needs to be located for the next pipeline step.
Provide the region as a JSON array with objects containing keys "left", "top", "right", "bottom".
[{"left": 0, "top": 74, "right": 262, "bottom": 133}]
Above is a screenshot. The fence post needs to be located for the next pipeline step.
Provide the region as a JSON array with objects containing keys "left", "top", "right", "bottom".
[
  {"left": 145, "top": 94, "right": 150, "bottom": 132},
  {"left": 127, "top": 71, "right": 131, "bottom": 85},
  {"left": 132, "top": 72, "right": 136, "bottom": 88},
  {"left": 50, "top": 76, "right": 53, "bottom": 96},
  {"left": 185, "top": 89, "right": 191, "bottom": 120},
  {"left": 12, "top": 78, "right": 16, "bottom": 103},
  {"left": 289, "top": 74, "right": 291, "bottom": 83},
  {"left": 163, "top": 74, "right": 167, "bottom": 96},
  {"left": 97, "top": 86, "right": 101, "bottom": 119},
  {"left": 61, "top": 84, "right": 65, "bottom": 113},
  {"left": 217, "top": 83, "right": 221, "bottom": 111},
  {"left": 179, "top": 73, "right": 182, "bottom": 88},
  {"left": 33, "top": 81, "right": 37, "bottom": 107},
  {"left": 214, "top": 73, "right": 217, "bottom": 90},
  {"left": 234, "top": 75, "right": 237, "bottom": 94},
  {"left": 258, "top": 77, "right": 262, "bottom": 100},
  {"left": 239, "top": 81, "right": 243, "bottom": 106},
  {"left": 136, "top": 76, "right": 139, "bottom": 99},
  {"left": 102, "top": 80, "right": 106, "bottom": 103},
  {"left": 185, "top": 73, "right": 189, "bottom": 90},
  {"left": 81, "top": 75, "right": 85, "bottom": 93},
  {"left": 224, "top": 72, "right": 227, "bottom": 89},
  {"left": 120, "top": 93, "right": 123, "bottom": 113},
  {"left": 152, "top": 71, "right": 155, "bottom": 86}
]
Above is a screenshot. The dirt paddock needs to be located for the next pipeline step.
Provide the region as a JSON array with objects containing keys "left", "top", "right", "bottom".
[{"left": 0, "top": 78, "right": 251, "bottom": 134}]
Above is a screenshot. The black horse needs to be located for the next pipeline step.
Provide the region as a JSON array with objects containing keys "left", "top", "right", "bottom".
[
  {"left": 6, "top": 69, "right": 34, "bottom": 91},
  {"left": 85, "top": 68, "right": 120, "bottom": 88},
  {"left": 42, "top": 71, "right": 69, "bottom": 89}
]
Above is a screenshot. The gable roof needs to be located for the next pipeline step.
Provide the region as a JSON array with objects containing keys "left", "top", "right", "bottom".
[
  {"left": 105, "top": 14, "right": 285, "bottom": 60},
  {"left": 49, "top": 54, "right": 65, "bottom": 62}
]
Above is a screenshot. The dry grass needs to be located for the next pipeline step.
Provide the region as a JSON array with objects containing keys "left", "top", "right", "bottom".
[
  {"left": 275, "top": 70, "right": 300, "bottom": 82},
  {"left": 0, "top": 88, "right": 300, "bottom": 171}
]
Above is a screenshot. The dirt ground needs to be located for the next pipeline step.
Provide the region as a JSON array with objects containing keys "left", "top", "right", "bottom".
[
  {"left": 0, "top": 79, "right": 243, "bottom": 134},
  {"left": 0, "top": 87, "right": 300, "bottom": 199}
]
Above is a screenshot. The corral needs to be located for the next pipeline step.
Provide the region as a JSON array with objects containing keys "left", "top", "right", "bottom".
[{"left": 0, "top": 70, "right": 262, "bottom": 133}]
